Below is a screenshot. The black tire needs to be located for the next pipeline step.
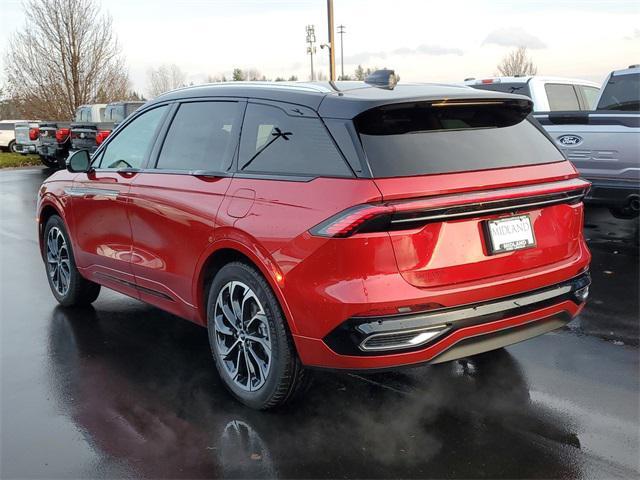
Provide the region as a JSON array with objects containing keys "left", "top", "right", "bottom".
[
  {"left": 207, "top": 261, "right": 308, "bottom": 409},
  {"left": 8, "top": 140, "right": 18, "bottom": 153},
  {"left": 40, "top": 155, "right": 59, "bottom": 169},
  {"left": 609, "top": 206, "right": 638, "bottom": 220},
  {"left": 43, "top": 215, "right": 101, "bottom": 306}
]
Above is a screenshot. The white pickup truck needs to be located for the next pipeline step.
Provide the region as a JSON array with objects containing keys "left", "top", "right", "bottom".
[
  {"left": 464, "top": 76, "right": 601, "bottom": 111},
  {"left": 534, "top": 66, "right": 640, "bottom": 218}
]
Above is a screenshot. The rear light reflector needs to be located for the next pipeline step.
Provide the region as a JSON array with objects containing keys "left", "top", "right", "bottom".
[
  {"left": 55, "top": 128, "right": 70, "bottom": 143},
  {"left": 353, "top": 302, "right": 444, "bottom": 317},
  {"left": 95, "top": 130, "right": 111, "bottom": 145},
  {"left": 29, "top": 128, "right": 40, "bottom": 141}
]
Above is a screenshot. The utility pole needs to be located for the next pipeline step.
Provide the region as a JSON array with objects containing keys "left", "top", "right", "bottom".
[
  {"left": 306, "top": 25, "right": 316, "bottom": 81},
  {"left": 337, "top": 24, "right": 345, "bottom": 80},
  {"left": 327, "top": 0, "right": 336, "bottom": 81}
]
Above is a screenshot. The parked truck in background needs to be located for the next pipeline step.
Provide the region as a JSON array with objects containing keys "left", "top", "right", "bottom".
[
  {"left": 37, "top": 104, "right": 106, "bottom": 168},
  {"left": 69, "top": 101, "right": 144, "bottom": 154},
  {"left": 464, "top": 76, "right": 601, "bottom": 111},
  {"left": 14, "top": 121, "right": 41, "bottom": 154},
  {"left": 534, "top": 66, "right": 640, "bottom": 219}
]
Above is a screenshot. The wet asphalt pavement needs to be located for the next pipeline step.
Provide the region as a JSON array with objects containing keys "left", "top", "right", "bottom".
[{"left": 1, "top": 166, "right": 639, "bottom": 479}]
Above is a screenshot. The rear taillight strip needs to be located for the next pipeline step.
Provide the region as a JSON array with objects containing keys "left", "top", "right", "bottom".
[
  {"left": 309, "top": 185, "right": 588, "bottom": 238},
  {"left": 390, "top": 189, "right": 587, "bottom": 226}
]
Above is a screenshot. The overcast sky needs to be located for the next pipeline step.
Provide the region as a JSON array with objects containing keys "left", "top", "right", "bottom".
[{"left": 1, "top": 0, "right": 639, "bottom": 95}]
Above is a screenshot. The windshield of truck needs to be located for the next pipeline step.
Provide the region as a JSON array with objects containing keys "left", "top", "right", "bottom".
[
  {"left": 354, "top": 99, "right": 564, "bottom": 177},
  {"left": 597, "top": 73, "right": 640, "bottom": 111}
]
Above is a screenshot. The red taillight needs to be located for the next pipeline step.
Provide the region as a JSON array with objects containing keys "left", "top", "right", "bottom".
[
  {"left": 481, "top": 79, "right": 494, "bottom": 84},
  {"left": 309, "top": 204, "right": 394, "bottom": 238},
  {"left": 95, "top": 130, "right": 111, "bottom": 145},
  {"left": 29, "top": 127, "right": 40, "bottom": 141},
  {"left": 55, "top": 128, "right": 70, "bottom": 143}
]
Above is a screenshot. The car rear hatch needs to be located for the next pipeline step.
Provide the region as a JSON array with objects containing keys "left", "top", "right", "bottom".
[{"left": 352, "top": 98, "right": 588, "bottom": 288}]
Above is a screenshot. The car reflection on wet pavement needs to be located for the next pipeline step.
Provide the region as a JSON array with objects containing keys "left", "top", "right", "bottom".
[{"left": 1, "top": 167, "right": 639, "bottom": 478}]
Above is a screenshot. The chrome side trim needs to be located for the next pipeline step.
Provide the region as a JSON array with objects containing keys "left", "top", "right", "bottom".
[{"left": 64, "top": 187, "right": 120, "bottom": 198}]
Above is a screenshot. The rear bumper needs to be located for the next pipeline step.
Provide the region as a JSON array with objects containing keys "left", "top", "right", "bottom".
[
  {"left": 15, "top": 143, "right": 37, "bottom": 154},
  {"left": 294, "top": 272, "right": 589, "bottom": 370},
  {"left": 38, "top": 143, "right": 64, "bottom": 159},
  {"left": 584, "top": 177, "right": 640, "bottom": 209}
]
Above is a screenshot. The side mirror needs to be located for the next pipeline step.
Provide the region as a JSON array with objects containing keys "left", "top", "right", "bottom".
[{"left": 67, "top": 150, "right": 91, "bottom": 173}]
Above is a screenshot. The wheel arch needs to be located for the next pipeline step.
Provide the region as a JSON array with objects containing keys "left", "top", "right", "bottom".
[
  {"left": 38, "top": 201, "right": 64, "bottom": 258},
  {"left": 193, "top": 240, "right": 297, "bottom": 334}
]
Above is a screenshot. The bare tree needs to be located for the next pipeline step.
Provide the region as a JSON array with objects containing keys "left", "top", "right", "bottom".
[
  {"left": 497, "top": 46, "right": 538, "bottom": 76},
  {"left": 146, "top": 64, "right": 186, "bottom": 97},
  {"left": 245, "top": 68, "right": 265, "bottom": 81},
  {"left": 4, "top": 0, "right": 130, "bottom": 119},
  {"left": 207, "top": 74, "right": 227, "bottom": 83}
]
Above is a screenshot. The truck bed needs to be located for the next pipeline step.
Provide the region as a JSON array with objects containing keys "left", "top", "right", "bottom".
[{"left": 535, "top": 111, "right": 639, "bottom": 214}]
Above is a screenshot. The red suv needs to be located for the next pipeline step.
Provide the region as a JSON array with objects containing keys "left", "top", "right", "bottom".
[{"left": 38, "top": 79, "right": 591, "bottom": 409}]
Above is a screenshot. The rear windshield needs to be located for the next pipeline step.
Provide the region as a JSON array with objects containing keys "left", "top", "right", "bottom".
[
  {"left": 354, "top": 100, "right": 564, "bottom": 178},
  {"left": 597, "top": 73, "right": 639, "bottom": 111},
  {"left": 469, "top": 82, "right": 532, "bottom": 98}
]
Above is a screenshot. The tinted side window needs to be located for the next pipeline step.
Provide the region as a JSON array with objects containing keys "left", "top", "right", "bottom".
[
  {"left": 545, "top": 84, "right": 580, "bottom": 110},
  {"left": 98, "top": 105, "right": 168, "bottom": 169},
  {"left": 156, "top": 101, "right": 240, "bottom": 171},
  {"left": 580, "top": 86, "right": 600, "bottom": 109},
  {"left": 239, "top": 103, "right": 351, "bottom": 177},
  {"left": 0, "top": 123, "right": 13, "bottom": 131}
]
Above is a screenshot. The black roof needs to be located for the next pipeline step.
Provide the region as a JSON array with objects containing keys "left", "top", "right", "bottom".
[{"left": 149, "top": 81, "right": 531, "bottom": 119}]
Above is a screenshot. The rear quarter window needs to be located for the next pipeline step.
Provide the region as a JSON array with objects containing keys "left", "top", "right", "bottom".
[
  {"left": 354, "top": 100, "right": 564, "bottom": 178},
  {"left": 238, "top": 103, "right": 352, "bottom": 177}
]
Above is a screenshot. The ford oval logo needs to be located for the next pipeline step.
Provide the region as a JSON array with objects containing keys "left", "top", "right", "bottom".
[{"left": 557, "top": 134, "right": 583, "bottom": 146}]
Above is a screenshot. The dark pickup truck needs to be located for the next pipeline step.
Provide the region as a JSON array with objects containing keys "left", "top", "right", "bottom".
[
  {"left": 70, "top": 101, "right": 144, "bottom": 154},
  {"left": 38, "top": 104, "right": 106, "bottom": 168},
  {"left": 534, "top": 66, "right": 639, "bottom": 218}
]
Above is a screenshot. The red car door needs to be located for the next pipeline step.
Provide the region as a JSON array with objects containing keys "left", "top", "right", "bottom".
[
  {"left": 126, "top": 100, "right": 244, "bottom": 321},
  {"left": 70, "top": 105, "right": 169, "bottom": 297}
]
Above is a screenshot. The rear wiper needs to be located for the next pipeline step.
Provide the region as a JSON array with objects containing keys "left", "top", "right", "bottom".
[{"left": 240, "top": 127, "right": 292, "bottom": 170}]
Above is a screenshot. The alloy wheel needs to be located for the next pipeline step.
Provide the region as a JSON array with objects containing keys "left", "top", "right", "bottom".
[
  {"left": 214, "top": 281, "right": 272, "bottom": 391},
  {"left": 46, "top": 226, "right": 71, "bottom": 296}
]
